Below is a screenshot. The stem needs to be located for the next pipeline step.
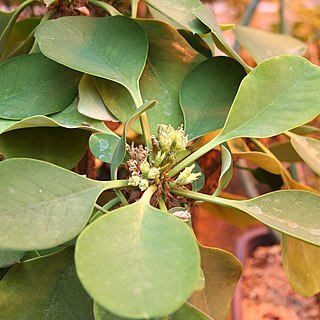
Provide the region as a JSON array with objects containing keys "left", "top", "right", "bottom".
[
  {"left": 90, "top": 197, "right": 120, "bottom": 223},
  {"left": 115, "top": 189, "right": 129, "bottom": 206},
  {"left": 168, "top": 134, "right": 225, "bottom": 178},
  {"left": 158, "top": 198, "right": 167, "bottom": 212},
  {"left": 103, "top": 180, "right": 130, "bottom": 206},
  {"left": 88, "top": 0, "right": 121, "bottom": 15},
  {"left": 94, "top": 204, "right": 108, "bottom": 214},
  {"left": 249, "top": 138, "right": 274, "bottom": 156}
]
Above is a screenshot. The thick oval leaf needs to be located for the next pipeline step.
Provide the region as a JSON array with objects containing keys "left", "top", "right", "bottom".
[
  {"left": 173, "top": 189, "right": 320, "bottom": 246},
  {"left": 234, "top": 26, "right": 307, "bottom": 64},
  {"left": 89, "top": 133, "right": 120, "bottom": 163},
  {"left": 94, "top": 302, "right": 212, "bottom": 320},
  {"left": 0, "top": 53, "right": 81, "bottom": 120},
  {"left": 75, "top": 189, "right": 200, "bottom": 318},
  {"left": 189, "top": 245, "right": 242, "bottom": 320},
  {"left": 0, "top": 158, "right": 126, "bottom": 250},
  {"left": 217, "top": 55, "right": 320, "bottom": 142},
  {"left": 234, "top": 151, "right": 283, "bottom": 175},
  {"left": 0, "top": 97, "right": 111, "bottom": 135},
  {"left": 290, "top": 134, "right": 320, "bottom": 176},
  {"left": 282, "top": 235, "right": 320, "bottom": 296},
  {"left": 269, "top": 141, "right": 302, "bottom": 162},
  {"left": 145, "top": 0, "right": 209, "bottom": 34},
  {"left": 0, "top": 127, "right": 90, "bottom": 169},
  {"left": 0, "top": 247, "right": 94, "bottom": 320},
  {"left": 180, "top": 57, "right": 246, "bottom": 140},
  {"left": 97, "top": 19, "right": 204, "bottom": 134},
  {"left": 0, "top": 249, "right": 25, "bottom": 268},
  {"left": 35, "top": 15, "right": 148, "bottom": 99},
  {"left": 78, "top": 74, "right": 117, "bottom": 121}
]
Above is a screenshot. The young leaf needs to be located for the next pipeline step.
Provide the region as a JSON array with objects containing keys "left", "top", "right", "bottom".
[
  {"left": 75, "top": 188, "right": 200, "bottom": 319},
  {"left": 78, "top": 74, "right": 117, "bottom": 121},
  {"left": 96, "top": 20, "right": 204, "bottom": 134},
  {"left": 290, "top": 134, "right": 320, "bottom": 176},
  {"left": 145, "top": 0, "right": 209, "bottom": 34},
  {"left": 0, "top": 158, "right": 127, "bottom": 250},
  {"left": 189, "top": 245, "right": 242, "bottom": 320},
  {"left": 0, "top": 127, "right": 90, "bottom": 169},
  {"left": 35, "top": 15, "right": 148, "bottom": 100},
  {"left": 282, "top": 235, "right": 320, "bottom": 296},
  {"left": 0, "top": 247, "right": 94, "bottom": 319},
  {"left": 234, "top": 26, "right": 307, "bottom": 64},
  {"left": 180, "top": 57, "right": 246, "bottom": 140},
  {"left": 89, "top": 133, "right": 120, "bottom": 163},
  {"left": 0, "top": 249, "right": 25, "bottom": 268},
  {"left": 0, "top": 53, "right": 81, "bottom": 120},
  {"left": 172, "top": 189, "right": 320, "bottom": 247},
  {"left": 212, "top": 143, "right": 233, "bottom": 196}
]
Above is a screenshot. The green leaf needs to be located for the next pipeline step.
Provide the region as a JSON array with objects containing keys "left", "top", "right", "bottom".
[
  {"left": 290, "top": 134, "right": 320, "bottom": 176},
  {"left": 75, "top": 188, "right": 200, "bottom": 318},
  {"left": 234, "top": 26, "right": 307, "bottom": 64},
  {"left": 0, "top": 10, "right": 13, "bottom": 36},
  {"left": 97, "top": 20, "right": 204, "bottom": 134},
  {"left": 78, "top": 74, "right": 117, "bottom": 121},
  {"left": 173, "top": 189, "right": 320, "bottom": 246},
  {"left": 0, "top": 249, "right": 25, "bottom": 268},
  {"left": 145, "top": 0, "right": 209, "bottom": 34},
  {"left": 189, "top": 245, "right": 242, "bottom": 320},
  {"left": 0, "top": 97, "right": 111, "bottom": 135},
  {"left": 180, "top": 57, "right": 246, "bottom": 140},
  {"left": 213, "top": 143, "right": 233, "bottom": 196},
  {"left": 0, "top": 53, "right": 81, "bottom": 120},
  {"left": 0, "top": 247, "right": 94, "bottom": 320},
  {"left": 94, "top": 302, "right": 212, "bottom": 320},
  {"left": 89, "top": 133, "right": 120, "bottom": 163},
  {"left": 269, "top": 141, "right": 302, "bottom": 162},
  {"left": 0, "top": 127, "right": 90, "bottom": 169},
  {"left": 291, "top": 125, "right": 320, "bottom": 135},
  {"left": 193, "top": 5, "right": 251, "bottom": 72},
  {"left": 35, "top": 15, "right": 148, "bottom": 100},
  {"left": 282, "top": 235, "right": 320, "bottom": 296},
  {"left": 1, "top": 17, "right": 40, "bottom": 60},
  {"left": 0, "top": 158, "right": 127, "bottom": 250},
  {"left": 191, "top": 162, "right": 205, "bottom": 192},
  {"left": 217, "top": 56, "right": 320, "bottom": 142},
  {"left": 178, "top": 29, "right": 212, "bottom": 58}
]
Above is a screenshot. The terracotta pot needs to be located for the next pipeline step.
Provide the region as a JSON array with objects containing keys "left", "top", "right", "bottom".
[{"left": 231, "top": 227, "right": 278, "bottom": 320}]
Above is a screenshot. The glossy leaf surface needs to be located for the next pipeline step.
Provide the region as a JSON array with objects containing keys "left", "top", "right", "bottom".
[
  {"left": 89, "top": 133, "right": 120, "bottom": 163},
  {"left": 78, "top": 74, "right": 117, "bottom": 121},
  {"left": 0, "top": 158, "right": 122, "bottom": 250},
  {"left": 234, "top": 26, "right": 307, "bottom": 64},
  {"left": 0, "top": 127, "right": 90, "bottom": 169},
  {"left": 180, "top": 57, "right": 246, "bottom": 140},
  {"left": 217, "top": 56, "right": 320, "bottom": 142},
  {"left": 0, "top": 53, "right": 81, "bottom": 119},
  {"left": 97, "top": 20, "right": 204, "bottom": 134},
  {"left": 290, "top": 134, "right": 320, "bottom": 176},
  {"left": 75, "top": 189, "right": 200, "bottom": 318},
  {"left": 0, "top": 247, "right": 94, "bottom": 319},
  {"left": 282, "top": 235, "right": 320, "bottom": 296},
  {"left": 0, "top": 249, "right": 25, "bottom": 268},
  {"left": 36, "top": 16, "right": 148, "bottom": 99},
  {"left": 145, "top": 0, "right": 209, "bottom": 34},
  {"left": 190, "top": 245, "right": 242, "bottom": 320}
]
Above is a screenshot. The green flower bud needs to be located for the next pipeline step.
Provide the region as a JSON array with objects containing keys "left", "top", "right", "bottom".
[
  {"left": 147, "top": 167, "right": 160, "bottom": 180},
  {"left": 140, "top": 161, "right": 150, "bottom": 174},
  {"left": 128, "top": 175, "right": 141, "bottom": 187},
  {"left": 154, "top": 151, "right": 166, "bottom": 167},
  {"left": 174, "top": 164, "right": 201, "bottom": 185}
]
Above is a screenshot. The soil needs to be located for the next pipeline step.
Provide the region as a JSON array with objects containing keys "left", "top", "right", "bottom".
[{"left": 242, "top": 245, "right": 320, "bottom": 320}]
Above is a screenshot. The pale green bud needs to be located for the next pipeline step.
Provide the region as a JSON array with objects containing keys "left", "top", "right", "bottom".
[
  {"left": 140, "top": 161, "right": 150, "bottom": 174},
  {"left": 158, "top": 124, "right": 175, "bottom": 152},
  {"left": 174, "top": 164, "right": 201, "bottom": 185},
  {"left": 128, "top": 175, "right": 141, "bottom": 187},
  {"left": 148, "top": 167, "right": 160, "bottom": 180},
  {"left": 139, "top": 179, "right": 149, "bottom": 191},
  {"left": 154, "top": 151, "right": 166, "bottom": 167},
  {"left": 172, "top": 127, "right": 188, "bottom": 152}
]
